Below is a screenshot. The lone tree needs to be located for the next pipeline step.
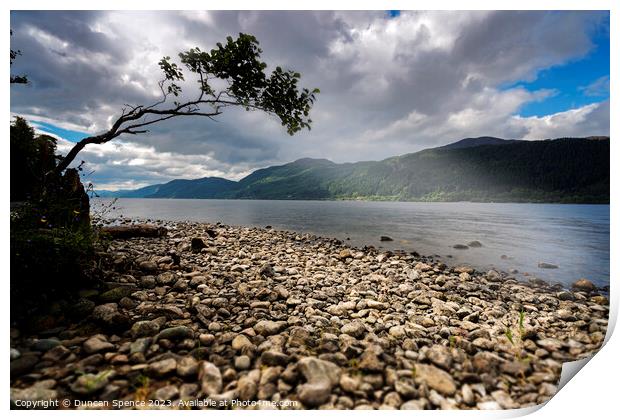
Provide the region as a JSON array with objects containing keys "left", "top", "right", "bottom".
[{"left": 55, "top": 33, "right": 319, "bottom": 174}]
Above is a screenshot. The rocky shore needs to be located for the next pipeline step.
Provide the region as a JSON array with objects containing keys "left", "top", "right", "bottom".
[{"left": 10, "top": 220, "right": 609, "bottom": 410}]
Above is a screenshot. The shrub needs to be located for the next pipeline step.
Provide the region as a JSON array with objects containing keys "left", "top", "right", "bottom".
[{"left": 10, "top": 117, "right": 97, "bottom": 324}]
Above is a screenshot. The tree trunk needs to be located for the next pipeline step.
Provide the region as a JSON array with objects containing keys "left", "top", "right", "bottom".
[{"left": 55, "top": 138, "right": 91, "bottom": 175}]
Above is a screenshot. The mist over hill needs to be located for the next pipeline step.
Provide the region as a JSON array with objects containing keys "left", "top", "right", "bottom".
[{"left": 98, "top": 136, "right": 610, "bottom": 203}]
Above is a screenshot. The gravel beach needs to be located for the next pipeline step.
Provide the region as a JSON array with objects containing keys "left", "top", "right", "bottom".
[{"left": 10, "top": 220, "right": 609, "bottom": 410}]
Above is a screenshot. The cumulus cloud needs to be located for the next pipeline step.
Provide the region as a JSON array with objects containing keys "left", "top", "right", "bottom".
[
  {"left": 9, "top": 10, "right": 609, "bottom": 189},
  {"left": 52, "top": 137, "right": 255, "bottom": 190},
  {"left": 509, "top": 100, "right": 610, "bottom": 140}
]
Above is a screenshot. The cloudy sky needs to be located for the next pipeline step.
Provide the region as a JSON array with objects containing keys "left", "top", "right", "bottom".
[{"left": 10, "top": 10, "right": 610, "bottom": 190}]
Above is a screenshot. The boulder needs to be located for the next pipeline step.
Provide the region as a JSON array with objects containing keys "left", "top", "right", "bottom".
[
  {"left": 572, "top": 278, "right": 596, "bottom": 292},
  {"left": 538, "top": 262, "right": 559, "bottom": 269}
]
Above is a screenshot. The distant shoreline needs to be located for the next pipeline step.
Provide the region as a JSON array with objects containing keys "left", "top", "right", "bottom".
[{"left": 93, "top": 196, "right": 611, "bottom": 205}]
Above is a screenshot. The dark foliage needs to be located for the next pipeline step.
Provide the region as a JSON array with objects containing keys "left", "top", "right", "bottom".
[
  {"left": 10, "top": 29, "right": 28, "bottom": 84},
  {"left": 10, "top": 117, "right": 59, "bottom": 201},
  {"left": 10, "top": 118, "right": 97, "bottom": 326}
]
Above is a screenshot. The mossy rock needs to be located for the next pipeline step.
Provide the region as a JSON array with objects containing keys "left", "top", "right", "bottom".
[
  {"left": 70, "top": 298, "right": 96, "bottom": 318},
  {"left": 99, "top": 287, "right": 134, "bottom": 303}
]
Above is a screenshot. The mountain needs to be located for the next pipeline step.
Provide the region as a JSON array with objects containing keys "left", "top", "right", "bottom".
[
  {"left": 97, "top": 177, "right": 236, "bottom": 199},
  {"left": 140, "top": 177, "right": 237, "bottom": 199},
  {"left": 437, "top": 136, "right": 522, "bottom": 149},
  {"left": 98, "top": 136, "right": 610, "bottom": 203},
  {"left": 96, "top": 184, "right": 163, "bottom": 198}
]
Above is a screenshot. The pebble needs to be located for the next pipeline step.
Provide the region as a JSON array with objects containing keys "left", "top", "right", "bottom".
[
  {"left": 83, "top": 336, "right": 115, "bottom": 354},
  {"left": 401, "top": 400, "right": 426, "bottom": 410},
  {"left": 235, "top": 355, "right": 252, "bottom": 370},
  {"left": 9, "top": 219, "right": 608, "bottom": 410},
  {"left": 388, "top": 325, "right": 406, "bottom": 338},
  {"left": 232, "top": 335, "right": 253, "bottom": 351},
  {"left": 70, "top": 370, "right": 114, "bottom": 395},
  {"left": 176, "top": 356, "right": 199, "bottom": 377},
  {"left": 10, "top": 354, "right": 39, "bottom": 378},
  {"left": 254, "top": 320, "right": 287, "bottom": 336},
  {"left": 413, "top": 363, "right": 456, "bottom": 396},
  {"left": 146, "top": 358, "right": 177, "bottom": 377},
  {"left": 31, "top": 338, "right": 61, "bottom": 352},
  {"left": 130, "top": 320, "right": 160, "bottom": 338},
  {"left": 138, "top": 261, "right": 158, "bottom": 273},
  {"left": 199, "top": 361, "right": 222, "bottom": 396},
  {"left": 394, "top": 380, "right": 417, "bottom": 399},
  {"left": 11, "top": 381, "right": 58, "bottom": 407},
  {"left": 359, "top": 346, "right": 385, "bottom": 372},
  {"left": 261, "top": 350, "right": 289, "bottom": 366},
  {"left": 153, "top": 384, "right": 179, "bottom": 401},
  {"left": 297, "top": 357, "right": 341, "bottom": 407},
  {"left": 157, "top": 326, "right": 193, "bottom": 341},
  {"left": 237, "top": 375, "right": 258, "bottom": 401},
  {"left": 477, "top": 401, "right": 502, "bottom": 410},
  {"left": 341, "top": 322, "right": 366, "bottom": 338},
  {"left": 461, "top": 384, "right": 475, "bottom": 406},
  {"left": 339, "top": 374, "right": 360, "bottom": 392},
  {"left": 426, "top": 345, "right": 453, "bottom": 370},
  {"left": 199, "top": 333, "right": 215, "bottom": 346}
]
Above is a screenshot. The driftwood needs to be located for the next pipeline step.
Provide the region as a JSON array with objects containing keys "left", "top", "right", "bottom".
[{"left": 100, "top": 224, "right": 167, "bottom": 239}]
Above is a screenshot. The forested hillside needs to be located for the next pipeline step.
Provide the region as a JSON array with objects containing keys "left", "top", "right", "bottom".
[{"left": 100, "top": 137, "right": 610, "bottom": 203}]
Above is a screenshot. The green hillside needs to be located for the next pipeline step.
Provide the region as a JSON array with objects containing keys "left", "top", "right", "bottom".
[{"left": 101, "top": 137, "right": 610, "bottom": 203}]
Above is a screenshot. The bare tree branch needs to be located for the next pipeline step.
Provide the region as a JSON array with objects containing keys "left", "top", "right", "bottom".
[{"left": 53, "top": 33, "right": 318, "bottom": 176}]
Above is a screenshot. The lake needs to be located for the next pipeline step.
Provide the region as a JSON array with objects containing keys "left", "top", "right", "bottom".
[{"left": 93, "top": 199, "right": 610, "bottom": 288}]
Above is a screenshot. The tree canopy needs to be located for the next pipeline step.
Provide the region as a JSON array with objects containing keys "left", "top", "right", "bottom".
[
  {"left": 10, "top": 30, "right": 28, "bottom": 84},
  {"left": 10, "top": 117, "right": 59, "bottom": 201},
  {"left": 55, "top": 33, "right": 319, "bottom": 174}
]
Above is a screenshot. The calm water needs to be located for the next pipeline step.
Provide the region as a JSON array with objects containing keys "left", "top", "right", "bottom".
[{"left": 93, "top": 199, "right": 610, "bottom": 288}]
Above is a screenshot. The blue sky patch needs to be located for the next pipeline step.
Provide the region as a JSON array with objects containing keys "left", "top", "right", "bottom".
[
  {"left": 32, "top": 120, "right": 89, "bottom": 142},
  {"left": 508, "top": 15, "right": 609, "bottom": 117}
]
